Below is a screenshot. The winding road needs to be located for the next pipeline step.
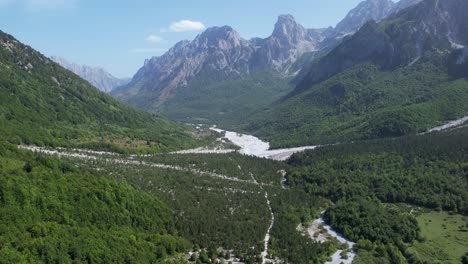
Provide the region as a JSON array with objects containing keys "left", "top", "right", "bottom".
[{"left": 249, "top": 172, "right": 274, "bottom": 264}]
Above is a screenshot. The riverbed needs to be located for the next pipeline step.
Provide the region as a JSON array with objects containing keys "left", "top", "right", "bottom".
[
  {"left": 191, "top": 127, "right": 319, "bottom": 161},
  {"left": 304, "top": 212, "right": 356, "bottom": 264}
]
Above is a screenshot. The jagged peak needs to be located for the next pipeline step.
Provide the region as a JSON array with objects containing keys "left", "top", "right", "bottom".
[
  {"left": 194, "top": 25, "right": 242, "bottom": 46},
  {"left": 273, "top": 14, "right": 305, "bottom": 37},
  {"left": 198, "top": 25, "right": 240, "bottom": 40},
  {"left": 201, "top": 25, "right": 237, "bottom": 35},
  {"left": 276, "top": 14, "right": 297, "bottom": 24}
]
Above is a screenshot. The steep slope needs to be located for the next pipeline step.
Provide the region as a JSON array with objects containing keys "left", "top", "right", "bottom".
[
  {"left": 244, "top": 0, "right": 468, "bottom": 148},
  {"left": 297, "top": 0, "right": 468, "bottom": 92},
  {"left": 112, "top": 15, "right": 326, "bottom": 125},
  {"left": 0, "top": 30, "right": 198, "bottom": 152},
  {"left": 51, "top": 56, "right": 130, "bottom": 93},
  {"left": 392, "top": 0, "right": 424, "bottom": 14},
  {"left": 294, "top": 0, "right": 424, "bottom": 81}
]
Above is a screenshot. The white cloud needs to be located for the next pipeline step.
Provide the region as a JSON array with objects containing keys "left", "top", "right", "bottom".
[
  {"left": 130, "top": 48, "right": 166, "bottom": 53},
  {"left": 147, "top": 35, "right": 163, "bottom": 43},
  {"left": 167, "top": 20, "right": 206, "bottom": 32}
]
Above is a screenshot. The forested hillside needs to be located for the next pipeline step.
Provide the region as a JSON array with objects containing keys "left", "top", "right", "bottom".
[
  {"left": 0, "top": 30, "right": 199, "bottom": 153},
  {"left": 157, "top": 69, "right": 294, "bottom": 126}
]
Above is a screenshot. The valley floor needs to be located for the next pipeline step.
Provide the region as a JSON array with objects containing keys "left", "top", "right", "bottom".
[
  {"left": 18, "top": 144, "right": 353, "bottom": 264},
  {"left": 16, "top": 122, "right": 468, "bottom": 263},
  {"left": 19, "top": 145, "right": 282, "bottom": 263}
]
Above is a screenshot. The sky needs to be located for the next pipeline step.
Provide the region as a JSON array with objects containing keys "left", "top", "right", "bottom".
[{"left": 0, "top": 0, "right": 363, "bottom": 78}]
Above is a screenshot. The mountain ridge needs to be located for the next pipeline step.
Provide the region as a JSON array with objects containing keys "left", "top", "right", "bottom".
[
  {"left": 242, "top": 0, "right": 468, "bottom": 148},
  {"left": 51, "top": 56, "right": 130, "bottom": 93},
  {"left": 112, "top": 14, "right": 326, "bottom": 105},
  {"left": 296, "top": 0, "right": 467, "bottom": 93}
]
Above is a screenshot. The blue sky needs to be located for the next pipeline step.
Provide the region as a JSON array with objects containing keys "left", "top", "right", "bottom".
[{"left": 0, "top": 0, "right": 363, "bottom": 78}]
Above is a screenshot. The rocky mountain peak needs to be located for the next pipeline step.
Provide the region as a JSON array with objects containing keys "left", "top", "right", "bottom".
[
  {"left": 334, "top": 0, "right": 394, "bottom": 34},
  {"left": 274, "top": 14, "right": 299, "bottom": 32},
  {"left": 194, "top": 26, "right": 243, "bottom": 49},
  {"left": 272, "top": 14, "right": 311, "bottom": 44}
]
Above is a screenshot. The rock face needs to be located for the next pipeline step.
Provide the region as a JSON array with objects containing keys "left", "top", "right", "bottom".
[
  {"left": 332, "top": 0, "right": 424, "bottom": 37},
  {"left": 392, "top": 0, "right": 424, "bottom": 14},
  {"left": 125, "top": 26, "right": 254, "bottom": 102},
  {"left": 296, "top": 0, "right": 468, "bottom": 93},
  {"left": 334, "top": 0, "right": 395, "bottom": 35},
  {"left": 113, "top": 15, "right": 327, "bottom": 104},
  {"left": 252, "top": 15, "right": 325, "bottom": 68},
  {"left": 51, "top": 56, "right": 130, "bottom": 93}
]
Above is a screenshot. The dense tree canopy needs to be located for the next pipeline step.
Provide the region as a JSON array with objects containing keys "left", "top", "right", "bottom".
[{"left": 0, "top": 142, "right": 190, "bottom": 263}]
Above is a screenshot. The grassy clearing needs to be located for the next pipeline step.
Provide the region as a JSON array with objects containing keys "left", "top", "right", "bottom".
[{"left": 408, "top": 211, "right": 468, "bottom": 263}]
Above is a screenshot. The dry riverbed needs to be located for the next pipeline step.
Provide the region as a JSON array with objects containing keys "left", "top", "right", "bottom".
[
  {"left": 298, "top": 212, "right": 356, "bottom": 264},
  {"left": 176, "top": 126, "right": 318, "bottom": 161}
]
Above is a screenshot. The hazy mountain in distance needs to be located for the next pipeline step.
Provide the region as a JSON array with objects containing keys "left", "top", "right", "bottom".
[{"left": 51, "top": 56, "right": 130, "bottom": 93}]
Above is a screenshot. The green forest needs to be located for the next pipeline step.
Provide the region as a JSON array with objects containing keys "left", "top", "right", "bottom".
[
  {"left": 285, "top": 127, "right": 468, "bottom": 263},
  {"left": 0, "top": 31, "right": 200, "bottom": 154},
  {"left": 244, "top": 46, "right": 468, "bottom": 148},
  {"left": 0, "top": 141, "right": 190, "bottom": 263},
  {"left": 151, "top": 69, "right": 295, "bottom": 127}
]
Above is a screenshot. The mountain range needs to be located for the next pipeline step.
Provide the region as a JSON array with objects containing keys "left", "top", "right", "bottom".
[
  {"left": 111, "top": 15, "right": 323, "bottom": 122},
  {"left": 51, "top": 56, "right": 130, "bottom": 93},
  {"left": 112, "top": 0, "right": 424, "bottom": 124}
]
